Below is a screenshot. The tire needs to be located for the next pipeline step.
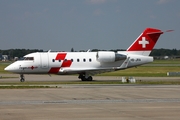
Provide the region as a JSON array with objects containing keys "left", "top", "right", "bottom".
[
  {"left": 20, "top": 78, "right": 25, "bottom": 82},
  {"left": 87, "top": 76, "right": 93, "bottom": 81}
]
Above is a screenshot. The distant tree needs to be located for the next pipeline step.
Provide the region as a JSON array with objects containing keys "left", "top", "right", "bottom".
[
  {"left": 172, "top": 49, "right": 177, "bottom": 55},
  {"left": 150, "top": 48, "right": 180, "bottom": 56},
  {"left": 71, "top": 48, "right": 74, "bottom": 52},
  {"left": 1, "top": 48, "right": 180, "bottom": 60},
  {"left": 0, "top": 49, "right": 43, "bottom": 59},
  {"left": 91, "top": 49, "right": 99, "bottom": 52}
]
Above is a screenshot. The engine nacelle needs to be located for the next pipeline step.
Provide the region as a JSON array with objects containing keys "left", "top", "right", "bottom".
[{"left": 96, "top": 51, "right": 127, "bottom": 63}]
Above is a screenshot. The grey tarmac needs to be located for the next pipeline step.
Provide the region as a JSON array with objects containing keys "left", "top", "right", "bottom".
[
  {"left": 0, "top": 74, "right": 180, "bottom": 120},
  {"left": 1, "top": 74, "right": 180, "bottom": 82}
]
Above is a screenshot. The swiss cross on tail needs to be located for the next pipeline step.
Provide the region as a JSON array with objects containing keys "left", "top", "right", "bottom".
[
  {"left": 139, "top": 37, "right": 149, "bottom": 48},
  {"left": 127, "top": 28, "right": 164, "bottom": 51}
]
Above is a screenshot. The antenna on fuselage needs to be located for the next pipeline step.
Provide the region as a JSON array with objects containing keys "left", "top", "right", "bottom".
[
  {"left": 87, "top": 49, "right": 91, "bottom": 52},
  {"left": 48, "top": 49, "right": 51, "bottom": 53}
]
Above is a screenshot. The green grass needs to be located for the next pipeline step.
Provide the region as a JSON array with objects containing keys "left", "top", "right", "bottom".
[
  {"left": 99, "top": 66, "right": 180, "bottom": 77},
  {"left": 152, "top": 59, "right": 180, "bottom": 64},
  {"left": 0, "top": 80, "right": 180, "bottom": 89},
  {"left": 136, "top": 80, "right": 180, "bottom": 85},
  {"left": 0, "top": 81, "right": 123, "bottom": 85},
  {"left": 0, "top": 62, "right": 11, "bottom": 73},
  {"left": 0, "top": 85, "right": 51, "bottom": 89}
]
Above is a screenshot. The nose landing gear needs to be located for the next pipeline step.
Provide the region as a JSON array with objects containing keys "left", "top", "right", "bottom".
[{"left": 20, "top": 74, "right": 25, "bottom": 82}]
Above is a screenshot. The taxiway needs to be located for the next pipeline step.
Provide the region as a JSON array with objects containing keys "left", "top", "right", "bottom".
[{"left": 0, "top": 74, "right": 180, "bottom": 120}]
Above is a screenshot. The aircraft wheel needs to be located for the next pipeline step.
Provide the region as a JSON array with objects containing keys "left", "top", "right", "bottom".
[
  {"left": 20, "top": 74, "right": 25, "bottom": 82},
  {"left": 81, "top": 76, "right": 93, "bottom": 81},
  {"left": 20, "top": 78, "right": 25, "bottom": 82},
  {"left": 79, "top": 74, "right": 93, "bottom": 81},
  {"left": 81, "top": 76, "right": 86, "bottom": 81},
  {"left": 87, "top": 76, "right": 93, "bottom": 81}
]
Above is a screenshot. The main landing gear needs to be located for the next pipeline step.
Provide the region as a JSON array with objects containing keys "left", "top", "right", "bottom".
[
  {"left": 20, "top": 74, "right": 25, "bottom": 82},
  {"left": 78, "top": 73, "right": 93, "bottom": 81}
]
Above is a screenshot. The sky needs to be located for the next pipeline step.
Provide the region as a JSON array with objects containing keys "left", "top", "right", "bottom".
[{"left": 0, "top": 0, "right": 180, "bottom": 51}]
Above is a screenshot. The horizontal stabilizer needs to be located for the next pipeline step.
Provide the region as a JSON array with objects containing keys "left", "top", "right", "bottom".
[
  {"left": 146, "top": 31, "right": 163, "bottom": 35},
  {"left": 165, "top": 30, "right": 174, "bottom": 32},
  {"left": 147, "top": 29, "right": 174, "bottom": 35}
]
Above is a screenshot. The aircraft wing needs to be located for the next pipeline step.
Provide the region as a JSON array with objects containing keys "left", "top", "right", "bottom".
[
  {"left": 59, "top": 57, "right": 130, "bottom": 76},
  {"left": 59, "top": 67, "right": 116, "bottom": 75}
]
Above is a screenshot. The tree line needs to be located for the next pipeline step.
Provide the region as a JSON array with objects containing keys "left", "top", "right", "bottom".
[
  {"left": 0, "top": 48, "right": 180, "bottom": 59},
  {"left": 0, "top": 49, "right": 43, "bottom": 59},
  {"left": 150, "top": 48, "right": 179, "bottom": 56}
]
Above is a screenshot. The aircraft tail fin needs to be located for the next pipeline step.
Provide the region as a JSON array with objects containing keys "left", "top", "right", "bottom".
[{"left": 126, "top": 28, "right": 164, "bottom": 56}]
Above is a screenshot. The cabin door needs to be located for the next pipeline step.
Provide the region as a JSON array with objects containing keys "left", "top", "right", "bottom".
[{"left": 40, "top": 53, "right": 49, "bottom": 68}]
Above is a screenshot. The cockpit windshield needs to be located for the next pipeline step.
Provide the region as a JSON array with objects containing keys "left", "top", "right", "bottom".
[{"left": 23, "top": 57, "right": 34, "bottom": 61}]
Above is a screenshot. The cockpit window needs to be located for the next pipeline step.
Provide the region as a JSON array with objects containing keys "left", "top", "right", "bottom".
[{"left": 23, "top": 57, "right": 34, "bottom": 60}]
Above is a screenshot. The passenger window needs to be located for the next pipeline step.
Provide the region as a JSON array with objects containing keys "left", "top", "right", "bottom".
[
  {"left": 59, "top": 60, "right": 61, "bottom": 62},
  {"left": 83, "top": 59, "right": 86, "bottom": 62},
  {"left": 71, "top": 59, "right": 73, "bottom": 62},
  {"left": 77, "top": 59, "right": 80, "bottom": 62},
  {"left": 52, "top": 59, "right": 55, "bottom": 62},
  {"left": 89, "top": 58, "right": 92, "bottom": 62}
]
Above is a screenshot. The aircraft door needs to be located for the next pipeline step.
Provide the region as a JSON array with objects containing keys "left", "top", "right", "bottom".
[{"left": 40, "top": 53, "right": 49, "bottom": 68}]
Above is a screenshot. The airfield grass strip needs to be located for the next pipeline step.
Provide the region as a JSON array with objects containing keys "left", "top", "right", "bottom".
[
  {"left": 136, "top": 81, "right": 180, "bottom": 85},
  {"left": 152, "top": 59, "right": 180, "bottom": 64},
  {"left": 99, "top": 66, "right": 180, "bottom": 77},
  {"left": 0, "top": 77, "right": 18, "bottom": 79},
  {"left": 0, "top": 85, "right": 51, "bottom": 89},
  {"left": 0, "top": 81, "right": 123, "bottom": 85},
  {"left": 0, "top": 80, "right": 180, "bottom": 89}
]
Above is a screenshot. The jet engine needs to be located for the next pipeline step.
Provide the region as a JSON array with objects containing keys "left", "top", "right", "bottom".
[{"left": 96, "top": 51, "right": 127, "bottom": 63}]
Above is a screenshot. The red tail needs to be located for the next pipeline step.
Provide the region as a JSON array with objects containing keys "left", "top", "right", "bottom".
[{"left": 127, "top": 28, "right": 163, "bottom": 55}]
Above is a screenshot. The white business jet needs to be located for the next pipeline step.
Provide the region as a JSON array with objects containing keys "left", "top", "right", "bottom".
[{"left": 4, "top": 28, "right": 169, "bottom": 82}]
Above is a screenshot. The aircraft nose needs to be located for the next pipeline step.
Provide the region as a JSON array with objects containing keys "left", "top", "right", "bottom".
[
  {"left": 4, "top": 63, "right": 19, "bottom": 72},
  {"left": 4, "top": 66, "right": 9, "bottom": 71},
  {"left": 4, "top": 65, "right": 13, "bottom": 71}
]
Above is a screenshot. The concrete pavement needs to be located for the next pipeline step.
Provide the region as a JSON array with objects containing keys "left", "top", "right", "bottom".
[{"left": 0, "top": 75, "right": 180, "bottom": 120}]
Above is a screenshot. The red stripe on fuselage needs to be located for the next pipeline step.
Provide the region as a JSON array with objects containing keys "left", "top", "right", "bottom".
[
  {"left": 48, "top": 53, "right": 72, "bottom": 74},
  {"left": 55, "top": 53, "right": 67, "bottom": 60},
  {"left": 61, "top": 60, "right": 72, "bottom": 67},
  {"left": 48, "top": 67, "right": 60, "bottom": 74}
]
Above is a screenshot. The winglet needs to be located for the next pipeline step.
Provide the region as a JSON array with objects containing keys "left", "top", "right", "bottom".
[{"left": 165, "top": 30, "right": 174, "bottom": 32}]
